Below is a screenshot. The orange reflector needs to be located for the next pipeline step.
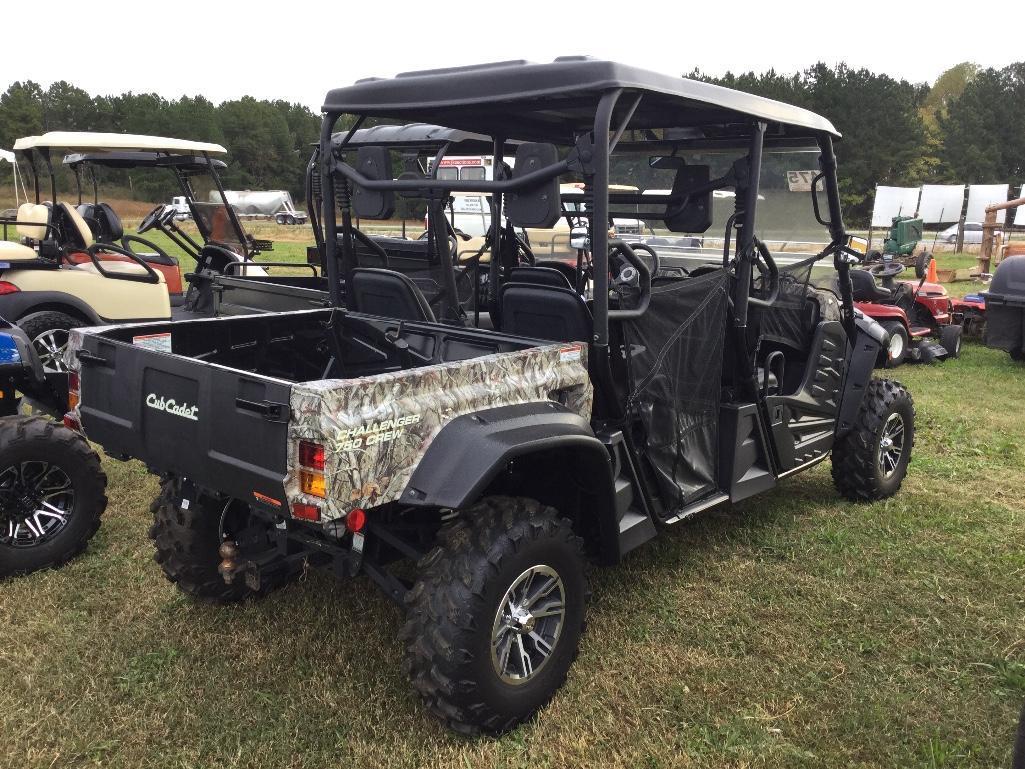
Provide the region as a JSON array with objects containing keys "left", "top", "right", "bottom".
[
  {"left": 68, "top": 371, "right": 79, "bottom": 393},
  {"left": 298, "top": 440, "right": 325, "bottom": 470},
  {"left": 68, "top": 391, "right": 79, "bottom": 411},
  {"left": 346, "top": 508, "right": 366, "bottom": 533},
  {"left": 300, "top": 470, "right": 326, "bottom": 498},
  {"left": 292, "top": 502, "right": 321, "bottom": 521}
]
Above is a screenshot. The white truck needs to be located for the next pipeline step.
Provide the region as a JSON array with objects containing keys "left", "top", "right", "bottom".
[{"left": 209, "top": 189, "right": 308, "bottom": 225}]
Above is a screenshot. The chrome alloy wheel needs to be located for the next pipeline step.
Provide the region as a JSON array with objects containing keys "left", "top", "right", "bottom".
[
  {"left": 0, "top": 461, "right": 74, "bottom": 547},
  {"left": 491, "top": 564, "right": 566, "bottom": 685},
  {"left": 32, "top": 329, "right": 70, "bottom": 373},
  {"left": 877, "top": 412, "right": 906, "bottom": 478}
]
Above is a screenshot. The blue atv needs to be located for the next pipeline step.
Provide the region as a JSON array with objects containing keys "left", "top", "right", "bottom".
[{"left": 0, "top": 318, "right": 106, "bottom": 577}]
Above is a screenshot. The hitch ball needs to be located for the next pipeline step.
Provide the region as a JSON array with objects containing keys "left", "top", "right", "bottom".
[{"left": 218, "top": 540, "right": 241, "bottom": 584}]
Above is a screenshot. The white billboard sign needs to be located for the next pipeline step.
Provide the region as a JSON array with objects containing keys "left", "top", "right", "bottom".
[
  {"left": 918, "top": 185, "right": 966, "bottom": 224},
  {"left": 871, "top": 186, "right": 921, "bottom": 228}
]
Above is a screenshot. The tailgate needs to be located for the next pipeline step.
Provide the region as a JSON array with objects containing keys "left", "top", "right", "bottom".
[{"left": 69, "top": 325, "right": 292, "bottom": 511}]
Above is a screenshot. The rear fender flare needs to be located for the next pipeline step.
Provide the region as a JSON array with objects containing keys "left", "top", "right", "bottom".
[{"left": 402, "top": 402, "right": 619, "bottom": 561}]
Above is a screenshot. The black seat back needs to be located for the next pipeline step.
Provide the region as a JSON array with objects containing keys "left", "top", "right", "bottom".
[
  {"left": 499, "top": 282, "right": 591, "bottom": 342},
  {"left": 505, "top": 143, "right": 561, "bottom": 229},
  {"left": 350, "top": 267, "right": 436, "bottom": 323},
  {"left": 507, "top": 266, "right": 572, "bottom": 289},
  {"left": 850, "top": 269, "right": 895, "bottom": 303}
]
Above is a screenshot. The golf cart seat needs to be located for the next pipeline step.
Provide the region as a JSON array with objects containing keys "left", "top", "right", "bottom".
[
  {"left": 0, "top": 240, "right": 38, "bottom": 260},
  {"left": 850, "top": 269, "right": 899, "bottom": 303},
  {"left": 349, "top": 267, "right": 436, "bottom": 323},
  {"left": 16, "top": 202, "right": 50, "bottom": 242},
  {"left": 499, "top": 282, "right": 591, "bottom": 342}
]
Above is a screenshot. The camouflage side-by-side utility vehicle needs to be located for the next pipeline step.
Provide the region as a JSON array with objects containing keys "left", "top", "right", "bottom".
[{"left": 66, "top": 58, "right": 914, "bottom": 735}]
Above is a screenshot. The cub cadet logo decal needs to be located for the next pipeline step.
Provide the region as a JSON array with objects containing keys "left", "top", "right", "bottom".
[
  {"left": 336, "top": 414, "right": 422, "bottom": 451},
  {"left": 145, "top": 393, "right": 199, "bottom": 421}
]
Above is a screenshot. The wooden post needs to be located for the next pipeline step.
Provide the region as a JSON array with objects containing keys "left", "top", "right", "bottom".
[{"left": 980, "top": 196, "right": 1025, "bottom": 273}]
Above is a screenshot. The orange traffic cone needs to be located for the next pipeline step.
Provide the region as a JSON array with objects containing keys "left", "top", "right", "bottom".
[{"left": 926, "top": 254, "right": 938, "bottom": 283}]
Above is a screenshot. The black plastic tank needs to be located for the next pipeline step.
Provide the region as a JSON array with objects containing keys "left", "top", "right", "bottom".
[{"left": 982, "top": 254, "right": 1025, "bottom": 359}]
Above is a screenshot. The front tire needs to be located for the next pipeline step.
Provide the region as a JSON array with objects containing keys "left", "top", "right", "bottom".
[
  {"left": 832, "top": 378, "right": 915, "bottom": 502},
  {"left": 939, "top": 324, "right": 962, "bottom": 359},
  {"left": 0, "top": 416, "right": 107, "bottom": 578},
  {"left": 915, "top": 252, "right": 932, "bottom": 279},
  {"left": 880, "top": 321, "right": 909, "bottom": 368},
  {"left": 401, "top": 496, "right": 588, "bottom": 736}
]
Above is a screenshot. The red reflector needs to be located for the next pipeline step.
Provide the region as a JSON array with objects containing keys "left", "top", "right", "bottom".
[
  {"left": 346, "top": 508, "right": 366, "bottom": 533},
  {"left": 292, "top": 502, "right": 321, "bottom": 522},
  {"left": 0, "top": 281, "right": 20, "bottom": 296},
  {"left": 298, "top": 440, "right": 325, "bottom": 470},
  {"left": 63, "top": 413, "right": 81, "bottom": 432},
  {"left": 68, "top": 371, "right": 79, "bottom": 393}
]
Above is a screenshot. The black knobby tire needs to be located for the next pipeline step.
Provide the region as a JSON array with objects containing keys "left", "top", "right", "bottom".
[
  {"left": 832, "top": 378, "right": 915, "bottom": 502},
  {"left": 1010, "top": 348, "right": 1025, "bottom": 362},
  {"left": 0, "top": 416, "right": 106, "bottom": 578},
  {"left": 938, "top": 323, "right": 962, "bottom": 359},
  {"left": 879, "top": 321, "right": 909, "bottom": 368},
  {"left": 915, "top": 252, "right": 932, "bottom": 279},
  {"left": 400, "top": 496, "right": 589, "bottom": 736},
  {"left": 149, "top": 477, "right": 286, "bottom": 603},
  {"left": 17, "top": 311, "right": 84, "bottom": 374}
]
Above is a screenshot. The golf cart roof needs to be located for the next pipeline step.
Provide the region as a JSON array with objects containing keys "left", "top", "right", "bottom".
[
  {"left": 62, "top": 151, "right": 227, "bottom": 171},
  {"left": 323, "top": 57, "right": 840, "bottom": 142},
  {"left": 333, "top": 123, "right": 516, "bottom": 154},
  {"left": 13, "top": 132, "right": 226, "bottom": 155}
]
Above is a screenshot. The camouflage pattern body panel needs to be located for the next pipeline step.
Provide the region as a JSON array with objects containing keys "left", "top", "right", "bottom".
[{"left": 287, "top": 342, "right": 592, "bottom": 521}]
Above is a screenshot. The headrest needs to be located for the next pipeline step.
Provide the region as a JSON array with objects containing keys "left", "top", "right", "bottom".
[
  {"left": 58, "top": 202, "right": 94, "bottom": 250},
  {"left": 16, "top": 203, "right": 50, "bottom": 241},
  {"left": 351, "top": 146, "right": 395, "bottom": 220},
  {"left": 506, "top": 143, "right": 561, "bottom": 229},
  {"left": 95, "top": 202, "right": 124, "bottom": 241},
  {"left": 665, "top": 165, "right": 713, "bottom": 233}
]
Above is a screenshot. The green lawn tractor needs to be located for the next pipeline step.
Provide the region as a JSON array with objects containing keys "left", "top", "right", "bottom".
[{"left": 867, "top": 215, "right": 933, "bottom": 279}]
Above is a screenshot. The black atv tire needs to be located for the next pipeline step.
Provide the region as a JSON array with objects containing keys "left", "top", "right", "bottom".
[
  {"left": 401, "top": 496, "right": 588, "bottom": 736},
  {"left": 149, "top": 477, "right": 286, "bottom": 603},
  {"left": 915, "top": 252, "right": 933, "bottom": 279},
  {"left": 939, "top": 324, "right": 963, "bottom": 359},
  {"left": 832, "top": 378, "right": 915, "bottom": 502},
  {"left": 0, "top": 416, "right": 106, "bottom": 578},
  {"left": 879, "top": 321, "right": 909, "bottom": 368},
  {"left": 1010, "top": 348, "right": 1025, "bottom": 362},
  {"left": 17, "top": 311, "right": 84, "bottom": 374}
]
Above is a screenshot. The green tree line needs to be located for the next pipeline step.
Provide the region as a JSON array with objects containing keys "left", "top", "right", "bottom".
[
  {"left": 0, "top": 81, "right": 319, "bottom": 204},
  {"left": 1, "top": 61, "right": 1022, "bottom": 224}
]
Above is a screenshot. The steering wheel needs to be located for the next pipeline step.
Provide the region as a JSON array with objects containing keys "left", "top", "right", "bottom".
[
  {"left": 867, "top": 262, "right": 906, "bottom": 280},
  {"left": 138, "top": 204, "right": 168, "bottom": 234}
]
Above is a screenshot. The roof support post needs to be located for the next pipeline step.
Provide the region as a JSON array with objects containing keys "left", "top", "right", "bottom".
[
  {"left": 733, "top": 122, "right": 766, "bottom": 336},
  {"left": 591, "top": 89, "right": 622, "bottom": 349},
  {"left": 320, "top": 114, "right": 343, "bottom": 308}
]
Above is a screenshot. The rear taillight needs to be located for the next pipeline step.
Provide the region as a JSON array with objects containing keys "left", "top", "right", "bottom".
[
  {"left": 298, "top": 440, "right": 325, "bottom": 470},
  {"left": 0, "top": 281, "right": 20, "bottom": 295},
  {"left": 68, "top": 371, "right": 80, "bottom": 408}
]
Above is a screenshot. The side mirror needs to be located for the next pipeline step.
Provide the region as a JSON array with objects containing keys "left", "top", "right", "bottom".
[
  {"left": 844, "top": 235, "right": 869, "bottom": 262},
  {"left": 570, "top": 226, "right": 589, "bottom": 251}
]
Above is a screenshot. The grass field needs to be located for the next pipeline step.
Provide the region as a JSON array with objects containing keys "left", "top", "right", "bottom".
[{"left": 0, "top": 341, "right": 1023, "bottom": 768}]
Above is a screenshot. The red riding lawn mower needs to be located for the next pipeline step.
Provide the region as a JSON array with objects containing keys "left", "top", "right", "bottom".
[{"left": 851, "top": 262, "right": 963, "bottom": 368}]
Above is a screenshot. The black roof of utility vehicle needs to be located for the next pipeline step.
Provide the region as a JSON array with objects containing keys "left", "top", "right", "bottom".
[
  {"left": 323, "top": 57, "right": 840, "bottom": 142},
  {"left": 330, "top": 124, "right": 516, "bottom": 154}
]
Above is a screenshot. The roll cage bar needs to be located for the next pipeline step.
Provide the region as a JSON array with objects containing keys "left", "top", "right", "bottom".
[{"left": 319, "top": 78, "right": 859, "bottom": 415}]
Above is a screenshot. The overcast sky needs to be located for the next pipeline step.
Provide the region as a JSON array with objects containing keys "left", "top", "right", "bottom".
[{"left": 5, "top": 0, "right": 1021, "bottom": 110}]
